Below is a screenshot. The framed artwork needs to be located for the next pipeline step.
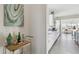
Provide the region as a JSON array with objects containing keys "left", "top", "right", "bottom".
[{"left": 4, "top": 4, "right": 24, "bottom": 27}]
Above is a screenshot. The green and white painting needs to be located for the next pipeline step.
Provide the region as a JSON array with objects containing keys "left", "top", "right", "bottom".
[{"left": 4, "top": 4, "right": 24, "bottom": 26}]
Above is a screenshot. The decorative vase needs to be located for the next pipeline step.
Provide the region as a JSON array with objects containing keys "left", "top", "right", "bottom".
[
  {"left": 7, "top": 33, "right": 12, "bottom": 45},
  {"left": 17, "top": 32, "right": 21, "bottom": 43},
  {"left": 12, "top": 32, "right": 17, "bottom": 44}
]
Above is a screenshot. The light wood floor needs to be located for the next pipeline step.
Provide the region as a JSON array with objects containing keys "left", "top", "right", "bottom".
[{"left": 49, "top": 33, "right": 79, "bottom": 54}]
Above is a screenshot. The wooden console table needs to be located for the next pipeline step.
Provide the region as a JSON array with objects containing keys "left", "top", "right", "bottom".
[{"left": 4, "top": 40, "right": 31, "bottom": 54}]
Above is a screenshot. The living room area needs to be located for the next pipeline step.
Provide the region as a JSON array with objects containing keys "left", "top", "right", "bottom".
[{"left": 47, "top": 4, "right": 79, "bottom": 54}]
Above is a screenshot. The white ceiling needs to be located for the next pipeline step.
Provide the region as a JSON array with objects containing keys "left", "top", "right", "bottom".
[{"left": 48, "top": 4, "right": 79, "bottom": 18}]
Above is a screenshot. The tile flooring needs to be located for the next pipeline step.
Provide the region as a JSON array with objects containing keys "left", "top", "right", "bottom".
[{"left": 49, "top": 33, "right": 79, "bottom": 54}]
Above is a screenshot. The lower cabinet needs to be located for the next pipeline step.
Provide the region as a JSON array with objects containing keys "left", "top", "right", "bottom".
[{"left": 74, "top": 31, "right": 79, "bottom": 45}]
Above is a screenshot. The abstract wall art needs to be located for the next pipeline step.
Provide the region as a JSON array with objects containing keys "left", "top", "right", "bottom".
[{"left": 4, "top": 4, "right": 24, "bottom": 27}]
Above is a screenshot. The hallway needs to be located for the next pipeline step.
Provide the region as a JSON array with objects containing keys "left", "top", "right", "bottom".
[{"left": 49, "top": 33, "right": 79, "bottom": 54}]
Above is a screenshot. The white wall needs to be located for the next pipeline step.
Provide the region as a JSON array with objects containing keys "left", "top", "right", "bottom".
[
  {"left": 0, "top": 4, "right": 47, "bottom": 54},
  {"left": 29, "top": 4, "right": 46, "bottom": 54},
  {"left": 0, "top": 4, "right": 30, "bottom": 37},
  {"left": 46, "top": 5, "right": 49, "bottom": 53},
  {"left": 0, "top": 4, "right": 31, "bottom": 53}
]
